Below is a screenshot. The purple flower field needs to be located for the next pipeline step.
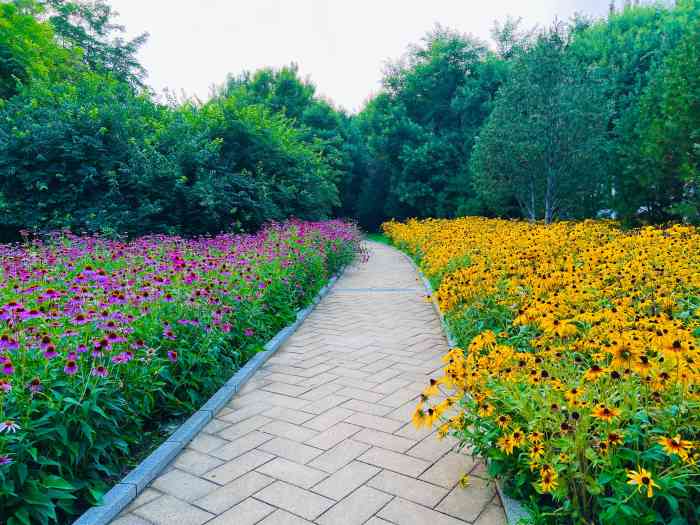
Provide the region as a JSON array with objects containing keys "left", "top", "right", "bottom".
[{"left": 0, "top": 219, "right": 360, "bottom": 524}]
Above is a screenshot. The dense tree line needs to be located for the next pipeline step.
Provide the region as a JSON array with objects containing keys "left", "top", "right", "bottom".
[
  {"left": 356, "top": 0, "right": 700, "bottom": 226},
  {"left": 0, "top": 0, "right": 698, "bottom": 236},
  {"left": 0, "top": 0, "right": 369, "bottom": 240}
]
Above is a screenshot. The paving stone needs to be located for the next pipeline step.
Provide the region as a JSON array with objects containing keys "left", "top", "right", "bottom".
[
  {"left": 123, "top": 487, "right": 161, "bottom": 513},
  {"left": 336, "top": 387, "right": 385, "bottom": 403},
  {"left": 195, "top": 471, "right": 274, "bottom": 514},
  {"left": 316, "top": 485, "right": 393, "bottom": 525},
  {"left": 173, "top": 450, "right": 223, "bottom": 476},
  {"left": 151, "top": 469, "right": 219, "bottom": 502},
  {"left": 407, "top": 434, "right": 456, "bottom": 462},
  {"left": 308, "top": 440, "right": 371, "bottom": 473},
  {"left": 133, "top": 495, "right": 214, "bottom": 525},
  {"left": 364, "top": 517, "right": 394, "bottom": 525},
  {"left": 263, "top": 406, "right": 316, "bottom": 425},
  {"left": 474, "top": 503, "right": 508, "bottom": 525},
  {"left": 254, "top": 481, "right": 335, "bottom": 521},
  {"left": 203, "top": 418, "right": 231, "bottom": 434},
  {"left": 302, "top": 394, "right": 350, "bottom": 414},
  {"left": 260, "top": 420, "right": 318, "bottom": 442},
  {"left": 187, "top": 433, "right": 228, "bottom": 454},
  {"left": 368, "top": 470, "right": 448, "bottom": 507},
  {"left": 303, "top": 407, "right": 355, "bottom": 431},
  {"left": 217, "top": 415, "right": 272, "bottom": 441},
  {"left": 304, "top": 422, "right": 361, "bottom": 450},
  {"left": 205, "top": 497, "right": 275, "bottom": 525},
  {"left": 262, "top": 382, "right": 310, "bottom": 397},
  {"left": 358, "top": 447, "right": 431, "bottom": 478},
  {"left": 378, "top": 497, "right": 467, "bottom": 525},
  {"left": 257, "top": 509, "right": 314, "bottom": 524},
  {"left": 419, "top": 452, "right": 477, "bottom": 489},
  {"left": 218, "top": 402, "right": 271, "bottom": 424},
  {"left": 344, "top": 412, "right": 404, "bottom": 433},
  {"left": 256, "top": 457, "right": 328, "bottom": 489},
  {"left": 436, "top": 476, "right": 496, "bottom": 522},
  {"left": 353, "top": 428, "right": 417, "bottom": 453},
  {"left": 341, "top": 399, "right": 394, "bottom": 416},
  {"left": 210, "top": 431, "right": 273, "bottom": 461},
  {"left": 258, "top": 437, "right": 324, "bottom": 464},
  {"left": 203, "top": 449, "right": 275, "bottom": 485},
  {"left": 112, "top": 515, "right": 152, "bottom": 525},
  {"left": 311, "top": 460, "right": 379, "bottom": 500}
]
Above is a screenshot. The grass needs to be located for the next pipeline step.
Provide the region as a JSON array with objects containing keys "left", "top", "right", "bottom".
[{"left": 365, "top": 232, "right": 391, "bottom": 245}]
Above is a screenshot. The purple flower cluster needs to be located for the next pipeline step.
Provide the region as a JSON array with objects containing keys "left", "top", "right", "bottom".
[{"left": 0, "top": 219, "right": 359, "bottom": 467}]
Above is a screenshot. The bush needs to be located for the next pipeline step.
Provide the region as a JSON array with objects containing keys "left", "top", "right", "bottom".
[
  {"left": 385, "top": 217, "right": 700, "bottom": 525},
  {"left": 0, "top": 219, "right": 359, "bottom": 525}
]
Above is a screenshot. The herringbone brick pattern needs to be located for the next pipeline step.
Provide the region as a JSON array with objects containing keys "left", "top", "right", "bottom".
[{"left": 113, "top": 242, "right": 506, "bottom": 525}]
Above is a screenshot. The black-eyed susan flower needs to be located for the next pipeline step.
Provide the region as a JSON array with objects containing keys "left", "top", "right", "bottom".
[
  {"left": 626, "top": 467, "right": 659, "bottom": 498},
  {"left": 658, "top": 435, "right": 693, "bottom": 460}
]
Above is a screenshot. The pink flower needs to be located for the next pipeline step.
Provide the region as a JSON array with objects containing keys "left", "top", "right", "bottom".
[
  {"left": 64, "top": 360, "right": 78, "bottom": 375},
  {"left": 167, "top": 351, "right": 178, "bottom": 363},
  {"left": 28, "top": 377, "right": 43, "bottom": 393},
  {"left": 0, "top": 379, "right": 11, "bottom": 392},
  {"left": 43, "top": 344, "right": 58, "bottom": 360},
  {"left": 91, "top": 366, "right": 109, "bottom": 378},
  {"left": 244, "top": 328, "right": 255, "bottom": 337},
  {"left": 2, "top": 361, "right": 13, "bottom": 376}
]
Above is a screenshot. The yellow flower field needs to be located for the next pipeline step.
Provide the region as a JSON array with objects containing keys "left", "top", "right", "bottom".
[{"left": 384, "top": 217, "right": 700, "bottom": 524}]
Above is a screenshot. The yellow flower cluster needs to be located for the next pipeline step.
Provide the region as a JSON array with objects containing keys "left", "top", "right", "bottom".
[{"left": 384, "top": 217, "right": 700, "bottom": 520}]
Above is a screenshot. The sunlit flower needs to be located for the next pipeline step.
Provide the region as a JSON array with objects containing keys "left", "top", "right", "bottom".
[
  {"left": 658, "top": 435, "right": 693, "bottom": 460},
  {"left": 626, "top": 467, "right": 659, "bottom": 498}
]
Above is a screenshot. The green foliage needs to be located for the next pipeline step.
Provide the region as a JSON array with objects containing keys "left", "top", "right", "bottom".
[
  {"left": 0, "top": 3, "right": 71, "bottom": 100},
  {"left": 358, "top": 26, "right": 507, "bottom": 223},
  {"left": 0, "top": 73, "right": 176, "bottom": 238},
  {"left": 471, "top": 23, "right": 611, "bottom": 223}
]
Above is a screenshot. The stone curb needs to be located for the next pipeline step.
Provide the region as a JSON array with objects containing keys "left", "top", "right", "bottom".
[
  {"left": 72, "top": 272, "right": 343, "bottom": 525},
  {"left": 393, "top": 247, "right": 531, "bottom": 525}
]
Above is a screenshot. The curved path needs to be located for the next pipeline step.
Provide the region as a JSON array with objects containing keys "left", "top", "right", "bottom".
[{"left": 113, "top": 242, "right": 506, "bottom": 525}]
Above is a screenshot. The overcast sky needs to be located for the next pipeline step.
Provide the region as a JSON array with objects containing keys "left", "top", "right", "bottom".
[{"left": 111, "top": 0, "right": 613, "bottom": 112}]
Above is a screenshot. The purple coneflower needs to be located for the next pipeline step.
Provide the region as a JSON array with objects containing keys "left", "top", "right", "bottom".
[
  {"left": 91, "top": 366, "right": 109, "bottom": 378},
  {"left": 244, "top": 328, "right": 255, "bottom": 337},
  {"left": 64, "top": 359, "right": 78, "bottom": 375},
  {"left": 0, "top": 455, "right": 12, "bottom": 466},
  {"left": 0, "top": 420, "right": 20, "bottom": 433},
  {"left": 167, "top": 351, "right": 178, "bottom": 363},
  {"left": 0, "top": 379, "right": 11, "bottom": 392},
  {"left": 43, "top": 344, "right": 58, "bottom": 360},
  {"left": 2, "top": 361, "right": 13, "bottom": 376},
  {"left": 28, "top": 377, "right": 42, "bottom": 393}
]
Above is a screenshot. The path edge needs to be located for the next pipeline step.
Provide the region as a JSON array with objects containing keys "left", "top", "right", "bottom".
[
  {"left": 72, "top": 268, "right": 346, "bottom": 525},
  {"left": 393, "top": 246, "right": 531, "bottom": 525}
]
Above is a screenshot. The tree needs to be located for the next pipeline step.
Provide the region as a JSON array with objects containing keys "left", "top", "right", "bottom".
[
  {"left": 36, "top": 0, "right": 149, "bottom": 88},
  {"left": 471, "top": 24, "right": 610, "bottom": 223},
  {"left": 0, "top": 2, "right": 71, "bottom": 99},
  {"left": 629, "top": 2, "right": 700, "bottom": 222},
  {"left": 357, "top": 26, "right": 506, "bottom": 225}
]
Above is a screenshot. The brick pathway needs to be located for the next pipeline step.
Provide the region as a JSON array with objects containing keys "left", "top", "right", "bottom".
[{"left": 113, "top": 242, "right": 506, "bottom": 525}]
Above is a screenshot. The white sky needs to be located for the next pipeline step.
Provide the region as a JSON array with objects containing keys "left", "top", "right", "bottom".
[{"left": 111, "top": 0, "right": 613, "bottom": 112}]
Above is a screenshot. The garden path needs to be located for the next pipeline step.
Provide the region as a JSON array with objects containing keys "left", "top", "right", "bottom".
[{"left": 113, "top": 242, "right": 506, "bottom": 525}]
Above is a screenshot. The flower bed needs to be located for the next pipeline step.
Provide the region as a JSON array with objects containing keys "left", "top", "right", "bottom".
[
  {"left": 384, "top": 217, "right": 700, "bottom": 524},
  {"left": 0, "top": 220, "right": 359, "bottom": 524}
]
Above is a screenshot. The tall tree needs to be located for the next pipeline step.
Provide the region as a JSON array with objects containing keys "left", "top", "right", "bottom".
[
  {"left": 471, "top": 24, "right": 610, "bottom": 223},
  {"left": 37, "top": 0, "right": 148, "bottom": 87}
]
